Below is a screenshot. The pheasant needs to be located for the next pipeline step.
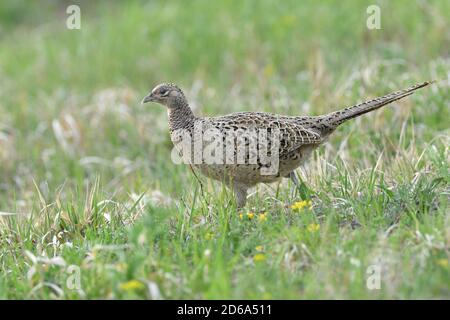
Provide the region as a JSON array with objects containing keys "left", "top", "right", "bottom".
[{"left": 142, "top": 81, "right": 433, "bottom": 207}]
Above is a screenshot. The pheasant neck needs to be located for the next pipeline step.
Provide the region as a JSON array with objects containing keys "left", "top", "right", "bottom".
[{"left": 168, "top": 103, "right": 196, "bottom": 132}]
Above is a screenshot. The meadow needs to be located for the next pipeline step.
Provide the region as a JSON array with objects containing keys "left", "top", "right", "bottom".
[{"left": 0, "top": 0, "right": 449, "bottom": 299}]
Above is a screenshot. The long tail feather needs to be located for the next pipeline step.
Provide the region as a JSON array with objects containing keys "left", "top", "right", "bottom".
[{"left": 325, "top": 81, "right": 434, "bottom": 126}]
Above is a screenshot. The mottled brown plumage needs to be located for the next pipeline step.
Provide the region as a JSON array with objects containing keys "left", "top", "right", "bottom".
[{"left": 142, "top": 81, "right": 433, "bottom": 207}]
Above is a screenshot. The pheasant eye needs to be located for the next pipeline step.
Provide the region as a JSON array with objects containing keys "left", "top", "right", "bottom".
[{"left": 160, "top": 89, "right": 169, "bottom": 96}]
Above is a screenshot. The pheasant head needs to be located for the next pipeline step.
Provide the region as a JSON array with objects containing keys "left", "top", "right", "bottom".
[
  {"left": 142, "top": 83, "right": 195, "bottom": 131},
  {"left": 141, "top": 83, "right": 188, "bottom": 109}
]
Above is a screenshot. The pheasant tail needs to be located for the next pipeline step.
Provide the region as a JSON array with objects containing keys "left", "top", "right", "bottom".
[{"left": 324, "top": 81, "right": 434, "bottom": 127}]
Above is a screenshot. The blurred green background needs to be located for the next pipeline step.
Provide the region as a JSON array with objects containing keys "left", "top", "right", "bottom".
[{"left": 0, "top": 0, "right": 448, "bottom": 206}]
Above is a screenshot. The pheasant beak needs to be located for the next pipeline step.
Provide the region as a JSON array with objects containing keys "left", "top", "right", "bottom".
[{"left": 141, "top": 93, "right": 155, "bottom": 104}]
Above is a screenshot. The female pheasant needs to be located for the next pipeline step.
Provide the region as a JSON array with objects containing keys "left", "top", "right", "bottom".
[{"left": 142, "top": 81, "right": 433, "bottom": 207}]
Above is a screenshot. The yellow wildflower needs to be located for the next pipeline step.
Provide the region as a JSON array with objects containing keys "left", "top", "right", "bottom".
[
  {"left": 255, "top": 245, "right": 264, "bottom": 252},
  {"left": 253, "top": 253, "right": 266, "bottom": 262},
  {"left": 437, "top": 259, "right": 449, "bottom": 268},
  {"left": 119, "top": 280, "right": 145, "bottom": 291},
  {"left": 291, "top": 200, "right": 313, "bottom": 211},
  {"left": 307, "top": 223, "right": 320, "bottom": 233},
  {"left": 246, "top": 212, "right": 255, "bottom": 220},
  {"left": 239, "top": 213, "right": 244, "bottom": 220},
  {"left": 258, "top": 213, "right": 268, "bottom": 222},
  {"left": 205, "top": 232, "right": 214, "bottom": 240}
]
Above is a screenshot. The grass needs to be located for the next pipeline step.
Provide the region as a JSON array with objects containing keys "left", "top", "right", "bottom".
[{"left": 0, "top": 0, "right": 449, "bottom": 299}]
